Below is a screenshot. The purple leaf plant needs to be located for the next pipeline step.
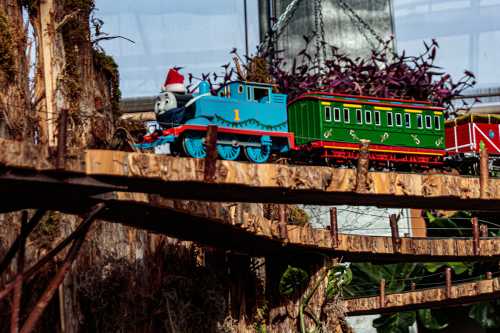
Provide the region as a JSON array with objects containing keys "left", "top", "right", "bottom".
[{"left": 186, "top": 36, "right": 477, "bottom": 117}]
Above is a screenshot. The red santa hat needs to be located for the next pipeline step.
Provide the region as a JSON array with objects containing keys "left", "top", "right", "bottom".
[{"left": 162, "top": 68, "right": 186, "bottom": 93}]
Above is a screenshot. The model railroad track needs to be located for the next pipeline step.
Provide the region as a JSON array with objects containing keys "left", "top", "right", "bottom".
[
  {"left": 0, "top": 139, "right": 499, "bottom": 210},
  {"left": 344, "top": 276, "right": 500, "bottom": 316}
]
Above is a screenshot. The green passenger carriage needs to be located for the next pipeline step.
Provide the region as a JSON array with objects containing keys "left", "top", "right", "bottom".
[{"left": 287, "top": 92, "right": 446, "bottom": 166}]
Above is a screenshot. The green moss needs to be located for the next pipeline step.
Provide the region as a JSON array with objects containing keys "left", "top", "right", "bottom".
[
  {"left": 288, "top": 206, "right": 310, "bottom": 226},
  {"left": 93, "top": 49, "right": 121, "bottom": 115},
  {"left": 0, "top": 11, "right": 16, "bottom": 82}
]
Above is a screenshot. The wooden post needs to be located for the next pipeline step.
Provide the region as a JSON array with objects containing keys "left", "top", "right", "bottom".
[
  {"left": 56, "top": 109, "right": 68, "bottom": 169},
  {"left": 480, "top": 224, "right": 488, "bottom": 238},
  {"left": 330, "top": 208, "right": 339, "bottom": 248},
  {"left": 278, "top": 205, "right": 288, "bottom": 240},
  {"left": 389, "top": 214, "right": 401, "bottom": 253},
  {"left": 486, "top": 272, "right": 493, "bottom": 280},
  {"left": 379, "top": 279, "right": 385, "bottom": 308},
  {"left": 410, "top": 282, "right": 416, "bottom": 291},
  {"left": 356, "top": 139, "right": 370, "bottom": 193},
  {"left": 39, "top": 0, "right": 57, "bottom": 146},
  {"left": 472, "top": 217, "right": 480, "bottom": 256},
  {"left": 480, "top": 143, "right": 489, "bottom": 199},
  {"left": 10, "top": 211, "right": 27, "bottom": 333},
  {"left": 445, "top": 267, "right": 452, "bottom": 298},
  {"left": 204, "top": 125, "right": 218, "bottom": 182}
]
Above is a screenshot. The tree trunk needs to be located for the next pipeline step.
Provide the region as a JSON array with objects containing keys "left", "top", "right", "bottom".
[
  {"left": 30, "top": 0, "right": 117, "bottom": 148},
  {"left": 0, "top": 0, "right": 31, "bottom": 140}
]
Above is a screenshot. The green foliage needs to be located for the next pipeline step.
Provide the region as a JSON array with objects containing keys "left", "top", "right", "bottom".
[
  {"left": 326, "top": 265, "right": 352, "bottom": 300},
  {"left": 424, "top": 262, "right": 473, "bottom": 275},
  {"left": 418, "top": 309, "right": 448, "bottom": 330},
  {"left": 0, "top": 10, "right": 16, "bottom": 82},
  {"left": 373, "top": 312, "right": 416, "bottom": 333},
  {"left": 469, "top": 301, "right": 500, "bottom": 329},
  {"left": 279, "top": 265, "right": 309, "bottom": 296},
  {"left": 93, "top": 49, "right": 121, "bottom": 115},
  {"left": 289, "top": 206, "right": 310, "bottom": 226}
]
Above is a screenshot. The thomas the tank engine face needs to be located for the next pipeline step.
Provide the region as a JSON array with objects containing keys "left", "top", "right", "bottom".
[{"left": 155, "top": 92, "right": 177, "bottom": 116}]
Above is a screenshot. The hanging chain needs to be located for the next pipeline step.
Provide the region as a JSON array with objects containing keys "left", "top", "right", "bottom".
[
  {"left": 313, "top": 0, "right": 328, "bottom": 69},
  {"left": 318, "top": 0, "right": 327, "bottom": 60},
  {"left": 337, "top": 0, "right": 386, "bottom": 48},
  {"left": 258, "top": 0, "right": 303, "bottom": 53}
]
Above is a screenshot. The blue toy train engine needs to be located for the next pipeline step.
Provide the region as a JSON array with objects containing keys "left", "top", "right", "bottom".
[{"left": 143, "top": 80, "right": 294, "bottom": 163}]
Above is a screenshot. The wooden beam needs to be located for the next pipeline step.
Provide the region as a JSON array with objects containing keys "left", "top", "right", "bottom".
[
  {"left": 2, "top": 139, "right": 500, "bottom": 210},
  {"left": 344, "top": 276, "right": 500, "bottom": 316},
  {"left": 2, "top": 191, "right": 500, "bottom": 262}
]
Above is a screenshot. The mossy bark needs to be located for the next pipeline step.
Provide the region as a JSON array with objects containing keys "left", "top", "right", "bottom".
[
  {"left": 0, "top": 0, "right": 31, "bottom": 140},
  {"left": 29, "top": 0, "right": 117, "bottom": 148}
]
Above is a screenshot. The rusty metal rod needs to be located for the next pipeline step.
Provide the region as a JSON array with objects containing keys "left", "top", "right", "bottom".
[
  {"left": 445, "top": 267, "right": 452, "bottom": 298},
  {"left": 10, "top": 211, "right": 27, "bottom": 333},
  {"left": 329, "top": 207, "right": 339, "bottom": 248},
  {"left": 480, "top": 145, "right": 489, "bottom": 199},
  {"left": 20, "top": 203, "right": 105, "bottom": 333},
  {"left": 0, "top": 206, "right": 103, "bottom": 302},
  {"left": 472, "top": 217, "right": 480, "bottom": 256},
  {"left": 0, "top": 209, "right": 47, "bottom": 276},
  {"left": 204, "top": 125, "right": 218, "bottom": 182},
  {"left": 379, "top": 279, "right": 385, "bottom": 308},
  {"left": 56, "top": 109, "right": 68, "bottom": 169},
  {"left": 389, "top": 214, "right": 401, "bottom": 253}
]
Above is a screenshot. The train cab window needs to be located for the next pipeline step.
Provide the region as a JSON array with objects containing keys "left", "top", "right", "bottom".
[
  {"left": 252, "top": 87, "right": 270, "bottom": 103},
  {"left": 343, "top": 108, "right": 350, "bottom": 123},
  {"left": 405, "top": 113, "right": 411, "bottom": 128},
  {"left": 434, "top": 116, "right": 441, "bottom": 130},
  {"left": 324, "top": 106, "right": 332, "bottom": 122},
  {"left": 395, "top": 113, "right": 402, "bottom": 127},
  {"left": 374, "top": 111, "right": 381, "bottom": 125},
  {"left": 356, "top": 109, "right": 363, "bottom": 124},
  {"left": 387, "top": 112, "right": 393, "bottom": 127},
  {"left": 425, "top": 115, "right": 432, "bottom": 129},
  {"left": 417, "top": 114, "right": 423, "bottom": 129},
  {"left": 365, "top": 110, "right": 372, "bottom": 124},
  {"left": 334, "top": 108, "right": 341, "bottom": 122},
  {"left": 237, "top": 84, "right": 244, "bottom": 94}
]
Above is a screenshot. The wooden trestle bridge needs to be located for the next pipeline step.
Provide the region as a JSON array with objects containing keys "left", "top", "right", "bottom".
[{"left": 1, "top": 138, "right": 500, "bottom": 327}]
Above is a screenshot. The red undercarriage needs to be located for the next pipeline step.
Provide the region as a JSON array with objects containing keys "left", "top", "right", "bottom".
[
  {"left": 302, "top": 141, "right": 445, "bottom": 166},
  {"left": 142, "top": 125, "right": 444, "bottom": 166}
]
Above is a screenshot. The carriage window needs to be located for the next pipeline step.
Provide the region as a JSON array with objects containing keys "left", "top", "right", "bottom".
[
  {"left": 405, "top": 114, "right": 411, "bottom": 128},
  {"left": 425, "top": 115, "right": 432, "bottom": 129},
  {"left": 434, "top": 116, "right": 441, "bottom": 130},
  {"left": 417, "top": 114, "right": 423, "bottom": 129},
  {"left": 387, "top": 112, "right": 393, "bottom": 126},
  {"left": 395, "top": 113, "right": 402, "bottom": 127},
  {"left": 343, "top": 108, "right": 350, "bottom": 123},
  {"left": 238, "top": 84, "right": 244, "bottom": 94},
  {"left": 334, "top": 108, "right": 341, "bottom": 122},
  {"left": 324, "top": 106, "right": 332, "bottom": 122},
  {"left": 374, "top": 111, "right": 381, "bottom": 126},
  {"left": 365, "top": 110, "right": 372, "bottom": 124},
  {"left": 356, "top": 109, "right": 363, "bottom": 124}
]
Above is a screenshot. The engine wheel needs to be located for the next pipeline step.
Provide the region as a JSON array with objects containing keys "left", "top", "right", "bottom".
[
  {"left": 182, "top": 132, "right": 206, "bottom": 158},
  {"left": 244, "top": 144, "right": 271, "bottom": 163},
  {"left": 217, "top": 136, "right": 241, "bottom": 161}
]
